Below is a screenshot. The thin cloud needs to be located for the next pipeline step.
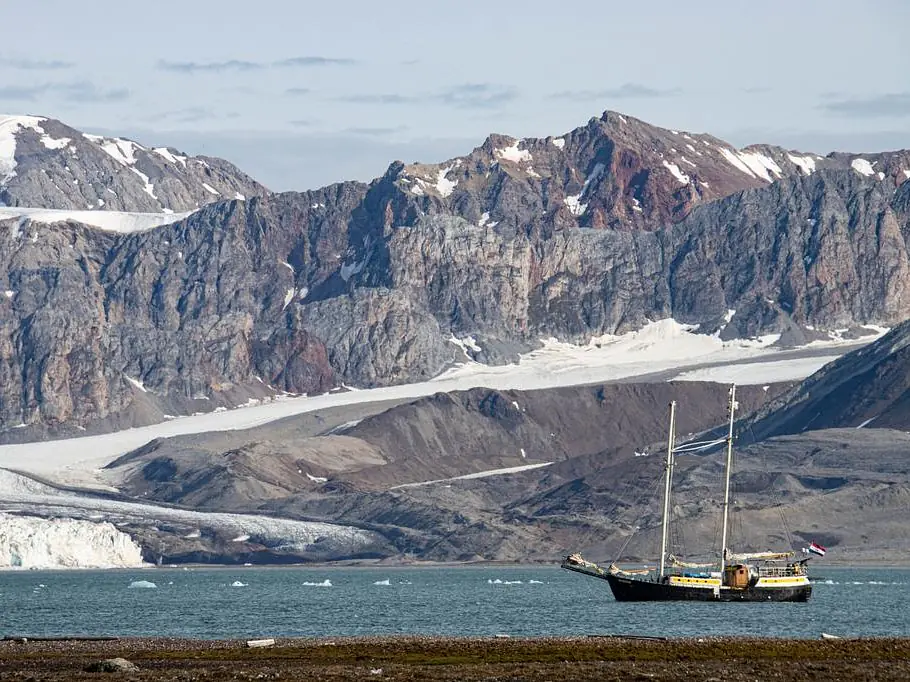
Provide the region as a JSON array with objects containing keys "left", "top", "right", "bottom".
[
  {"left": 274, "top": 56, "right": 355, "bottom": 67},
  {"left": 337, "top": 84, "right": 517, "bottom": 109},
  {"left": 0, "top": 57, "right": 74, "bottom": 70},
  {"left": 0, "top": 84, "right": 47, "bottom": 101},
  {"left": 155, "top": 107, "right": 221, "bottom": 123},
  {"left": 285, "top": 87, "right": 312, "bottom": 96},
  {"left": 437, "top": 83, "right": 518, "bottom": 109},
  {"left": 820, "top": 92, "right": 910, "bottom": 118},
  {"left": 158, "top": 59, "right": 262, "bottom": 73},
  {"left": 158, "top": 56, "right": 356, "bottom": 74},
  {"left": 548, "top": 83, "right": 682, "bottom": 100},
  {"left": 336, "top": 93, "right": 419, "bottom": 104},
  {"left": 343, "top": 125, "right": 408, "bottom": 136},
  {"left": 59, "top": 82, "right": 130, "bottom": 103},
  {"left": 0, "top": 81, "right": 129, "bottom": 102},
  {"left": 289, "top": 119, "right": 316, "bottom": 128}
]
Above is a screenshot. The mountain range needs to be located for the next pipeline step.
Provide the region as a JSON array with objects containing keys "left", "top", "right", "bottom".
[
  {"left": 2, "top": 106, "right": 910, "bottom": 565},
  {"left": 1, "top": 109, "right": 908, "bottom": 441}
]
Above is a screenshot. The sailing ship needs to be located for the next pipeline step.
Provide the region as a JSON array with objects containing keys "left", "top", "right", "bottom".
[{"left": 562, "top": 384, "right": 813, "bottom": 602}]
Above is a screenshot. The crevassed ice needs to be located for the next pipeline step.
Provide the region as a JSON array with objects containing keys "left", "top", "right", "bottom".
[{"left": 0, "top": 513, "right": 146, "bottom": 569}]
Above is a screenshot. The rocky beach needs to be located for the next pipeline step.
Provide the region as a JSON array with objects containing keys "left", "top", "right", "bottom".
[{"left": 1, "top": 635, "right": 908, "bottom": 681}]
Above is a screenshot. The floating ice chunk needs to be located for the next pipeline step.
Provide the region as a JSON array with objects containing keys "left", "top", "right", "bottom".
[
  {"left": 128, "top": 580, "right": 157, "bottom": 589},
  {"left": 231, "top": 580, "right": 247, "bottom": 587},
  {"left": 373, "top": 579, "right": 391, "bottom": 586},
  {"left": 302, "top": 579, "right": 332, "bottom": 587}
]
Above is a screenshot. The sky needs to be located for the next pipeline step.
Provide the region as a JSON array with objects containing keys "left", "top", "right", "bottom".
[{"left": 2, "top": 0, "right": 908, "bottom": 192}]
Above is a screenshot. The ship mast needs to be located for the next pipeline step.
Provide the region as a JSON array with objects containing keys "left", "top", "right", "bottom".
[
  {"left": 719, "top": 384, "right": 737, "bottom": 575},
  {"left": 658, "top": 400, "right": 677, "bottom": 581}
]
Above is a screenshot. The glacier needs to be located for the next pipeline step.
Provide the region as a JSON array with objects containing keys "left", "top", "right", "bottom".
[{"left": 0, "top": 512, "right": 146, "bottom": 569}]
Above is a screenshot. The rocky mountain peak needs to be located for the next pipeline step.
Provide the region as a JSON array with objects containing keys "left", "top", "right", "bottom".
[
  {"left": 369, "top": 110, "right": 905, "bottom": 236},
  {"left": 0, "top": 114, "right": 268, "bottom": 213}
]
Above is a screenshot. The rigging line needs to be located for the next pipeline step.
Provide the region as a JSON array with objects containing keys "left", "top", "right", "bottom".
[
  {"left": 672, "top": 439, "right": 727, "bottom": 454},
  {"left": 571, "top": 453, "right": 658, "bottom": 556},
  {"left": 673, "top": 437, "right": 727, "bottom": 451},
  {"left": 748, "top": 420, "right": 795, "bottom": 551},
  {"left": 610, "top": 472, "right": 665, "bottom": 565}
]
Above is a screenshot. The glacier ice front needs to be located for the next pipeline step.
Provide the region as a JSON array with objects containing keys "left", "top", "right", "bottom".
[{"left": 0, "top": 513, "right": 146, "bottom": 569}]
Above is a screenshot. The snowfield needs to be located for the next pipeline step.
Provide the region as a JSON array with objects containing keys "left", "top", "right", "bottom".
[
  {"left": 0, "top": 206, "right": 192, "bottom": 233},
  {"left": 0, "top": 319, "right": 882, "bottom": 489}
]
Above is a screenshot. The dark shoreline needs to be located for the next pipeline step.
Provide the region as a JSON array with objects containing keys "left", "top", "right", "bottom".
[{"left": 2, "top": 636, "right": 909, "bottom": 681}]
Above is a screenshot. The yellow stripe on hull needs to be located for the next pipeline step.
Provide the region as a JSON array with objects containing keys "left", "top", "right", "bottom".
[
  {"left": 754, "top": 576, "right": 811, "bottom": 587},
  {"left": 667, "top": 576, "right": 721, "bottom": 587}
]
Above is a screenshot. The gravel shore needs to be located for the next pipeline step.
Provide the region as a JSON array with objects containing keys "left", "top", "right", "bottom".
[{"left": 1, "top": 635, "right": 909, "bottom": 681}]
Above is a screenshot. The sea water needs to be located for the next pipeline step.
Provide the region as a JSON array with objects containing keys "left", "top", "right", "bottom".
[{"left": 0, "top": 566, "right": 906, "bottom": 639}]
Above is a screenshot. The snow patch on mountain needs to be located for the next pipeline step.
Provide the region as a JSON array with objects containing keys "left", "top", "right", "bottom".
[
  {"left": 718, "top": 147, "right": 782, "bottom": 182},
  {"left": 390, "top": 462, "right": 553, "bottom": 489},
  {"left": 738, "top": 151, "right": 783, "bottom": 181},
  {"left": 564, "top": 163, "right": 605, "bottom": 216},
  {"left": 663, "top": 160, "right": 690, "bottom": 185},
  {"left": 0, "top": 115, "right": 47, "bottom": 181},
  {"left": 851, "top": 158, "right": 875, "bottom": 177},
  {"left": 131, "top": 168, "right": 157, "bottom": 200},
  {"left": 435, "top": 166, "right": 457, "bottom": 197},
  {"left": 494, "top": 140, "right": 532, "bottom": 164},
  {"left": 787, "top": 154, "right": 816, "bottom": 175},
  {"left": 0, "top": 206, "right": 191, "bottom": 234},
  {"left": 93, "top": 136, "right": 143, "bottom": 166},
  {"left": 153, "top": 147, "right": 187, "bottom": 167},
  {"left": 0, "top": 512, "right": 146, "bottom": 569}
]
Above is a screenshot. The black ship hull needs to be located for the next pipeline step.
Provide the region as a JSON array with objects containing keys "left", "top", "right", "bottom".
[{"left": 606, "top": 573, "right": 812, "bottom": 602}]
